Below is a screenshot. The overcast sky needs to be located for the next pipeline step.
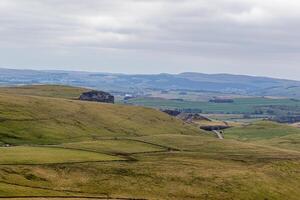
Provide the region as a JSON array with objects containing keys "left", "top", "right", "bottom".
[{"left": 0, "top": 0, "right": 300, "bottom": 80}]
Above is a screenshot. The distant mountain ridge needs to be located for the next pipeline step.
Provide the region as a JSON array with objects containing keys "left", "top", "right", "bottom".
[{"left": 1, "top": 68, "right": 300, "bottom": 98}]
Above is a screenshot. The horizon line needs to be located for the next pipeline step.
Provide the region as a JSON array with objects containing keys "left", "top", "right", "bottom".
[{"left": 0, "top": 66, "right": 299, "bottom": 82}]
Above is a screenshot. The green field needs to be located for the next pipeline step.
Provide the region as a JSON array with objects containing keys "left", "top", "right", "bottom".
[
  {"left": 1, "top": 85, "right": 300, "bottom": 199},
  {"left": 61, "top": 139, "right": 167, "bottom": 154},
  {"left": 0, "top": 146, "right": 122, "bottom": 165},
  {"left": 225, "top": 121, "right": 300, "bottom": 140},
  {"left": 225, "top": 121, "right": 300, "bottom": 152},
  {"left": 0, "top": 85, "right": 88, "bottom": 99},
  {"left": 1, "top": 134, "right": 300, "bottom": 199},
  {"left": 124, "top": 97, "right": 300, "bottom": 114}
]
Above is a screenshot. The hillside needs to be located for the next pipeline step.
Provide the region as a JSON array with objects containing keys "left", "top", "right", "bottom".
[
  {"left": 1, "top": 68, "right": 300, "bottom": 98},
  {"left": 225, "top": 121, "right": 300, "bottom": 151},
  {"left": 0, "top": 85, "right": 300, "bottom": 199},
  {"left": 0, "top": 87, "right": 198, "bottom": 145},
  {"left": 0, "top": 85, "right": 88, "bottom": 99}
]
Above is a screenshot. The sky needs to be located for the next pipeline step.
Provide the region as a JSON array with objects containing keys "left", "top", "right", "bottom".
[{"left": 0, "top": 0, "right": 300, "bottom": 80}]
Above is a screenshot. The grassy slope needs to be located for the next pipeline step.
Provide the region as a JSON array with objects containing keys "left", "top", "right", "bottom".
[
  {"left": 61, "top": 139, "right": 166, "bottom": 154},
  {"left": 0, "top": 146, "right": 122, "bottom": 164},
  {"left": 0, "top": 85, "right": 89, "bottom": 99},
  {"left": 1, "top": 135, "right": 300, "bottom": 199},
  {"left": 225, "top": 121, "right": 300, "bottom": 151},
  {"left": 0, "top": 91, "right": 198, "bottom": 145},
  {"left": 0, "top": 85, "right": 300, "bottom": 199}
]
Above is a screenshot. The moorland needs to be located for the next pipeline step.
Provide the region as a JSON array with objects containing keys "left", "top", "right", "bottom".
[{"left": 0, "top": 85, "right": 300, "bottom": 199}]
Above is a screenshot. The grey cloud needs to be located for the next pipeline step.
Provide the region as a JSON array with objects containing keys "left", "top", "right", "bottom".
[{"left": 0, "top": 0, "right": 300, "bottom": 80}]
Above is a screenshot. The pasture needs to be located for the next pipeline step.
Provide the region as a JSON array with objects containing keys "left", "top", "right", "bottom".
[
  {"left": 225, "top": 121, "right": 300, "bottom": 152},
  {"left": 124, "top": 97, "right": 300, "bottom": 114},
  {"left": 0, "top": 91, "right": 198, "bottom": 145},
  {"left": 0, "top": 146, "right": 122, "bottom": 165},
  {"left": 1, "top": 85, "right": 300, "bottom": 199},
  {"left": 61, "top": 139, "right": 167, "bottom": 154}
]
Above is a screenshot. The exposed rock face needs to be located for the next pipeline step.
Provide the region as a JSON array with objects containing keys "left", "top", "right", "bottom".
[
  {"left": 162, "top": 109, "right": 181, "bottom": 116},
  {"left": 200, "top": 125, "right": 230, "bottom": 131},
  {"left": 79, "top": 90, "right": 114, "bottom": 103},
  {"left": 177, "top": 113, "right": 211, "bottom": 123},
  {"left": 162, "top": 110, "right": 213, "bottom": 124}
]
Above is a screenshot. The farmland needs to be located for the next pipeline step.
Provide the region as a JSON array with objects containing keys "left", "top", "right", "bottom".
[{"left": 123, "top": 96, "right": 300, "bottom": 114}]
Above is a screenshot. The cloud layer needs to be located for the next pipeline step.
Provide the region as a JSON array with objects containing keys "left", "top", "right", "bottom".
[{"left": 0, "top": 0, "right": 300, "bottom": 79}]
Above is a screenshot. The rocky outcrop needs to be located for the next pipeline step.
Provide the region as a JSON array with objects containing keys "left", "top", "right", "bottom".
[
  {"left": 200, "top": 125, "right": 230, "bottom": 131},
  {"left": 79, "top": 90, "right": 114, "bottom": 103},
  {"left": 177, "top": 113, "right": 211, "bottom": 123},
  {"left": 162, "top": 109, "right": 181, "bottom": 116}
]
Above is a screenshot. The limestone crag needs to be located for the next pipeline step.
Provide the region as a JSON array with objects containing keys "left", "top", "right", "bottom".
[{"left": 79, "top": 90, "right": 114, "bottom": 103}]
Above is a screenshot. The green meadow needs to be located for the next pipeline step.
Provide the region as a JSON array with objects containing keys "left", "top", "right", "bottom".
[
  {"left": 0, "top": 146, "right": 122, "bottom": 165},
  {"left": 61, "top": 139, "right": 167, "bottom": 154},
  {"left": 225, "top": 120, "right": 300, "bottom": 152}
]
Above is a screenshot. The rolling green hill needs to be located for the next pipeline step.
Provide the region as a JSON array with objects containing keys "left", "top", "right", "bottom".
[
  {"left": 0, "top": 85, "right": 88, "bottom": 99},
  {"left": 225, "top": 121, "right": 300, "bottom": 140},
  {"left": 225, "top": 121, "right": 300, "bottom": 151},
  {"left": 1, "top": 85, "right": 300, "bottom": 200},
  {"left": 0, "top": 87, "right": 199, "bottom": 145}
]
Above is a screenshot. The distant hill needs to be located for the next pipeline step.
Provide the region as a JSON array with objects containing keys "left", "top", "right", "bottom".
[{"left": 1, "top": 68, "right": 300, "bottom": 98}]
